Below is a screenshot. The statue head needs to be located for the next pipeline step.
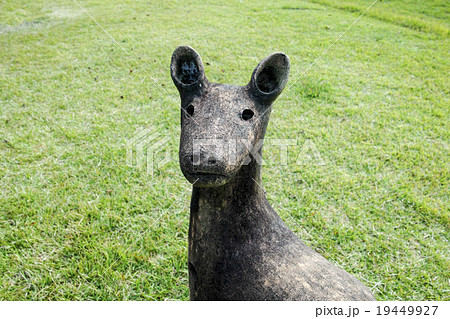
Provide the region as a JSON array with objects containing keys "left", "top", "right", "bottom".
[{"left": 171, "top": 46, "right": 290, "bottom": 187}]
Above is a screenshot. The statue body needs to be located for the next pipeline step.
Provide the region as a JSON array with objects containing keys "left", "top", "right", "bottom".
[{"left": 171, "top": 46, "right": 375, "bottom": 301}]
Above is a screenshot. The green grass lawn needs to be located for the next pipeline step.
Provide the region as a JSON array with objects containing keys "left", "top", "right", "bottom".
[{"left": 0, "top": 0, "right": 448, "bottom": 300}]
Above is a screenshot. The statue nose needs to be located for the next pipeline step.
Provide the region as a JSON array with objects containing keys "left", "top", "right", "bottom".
[
  {"left": 190, "top": 154, "right": 199, "bottom": 165},
  {"left": 207, "top": 156, "right": 217, "bottom": 165},
  {"left": 190, "top": 153, "right": 218, "bottom": 166}
]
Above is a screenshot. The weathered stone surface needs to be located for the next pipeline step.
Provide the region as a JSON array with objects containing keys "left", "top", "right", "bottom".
[{"left": 171, "top": 45, "right": 375, "bottom": 301}]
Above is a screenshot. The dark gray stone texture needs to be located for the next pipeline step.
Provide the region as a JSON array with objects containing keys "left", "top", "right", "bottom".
[{"left": 171, "top": 46, "right": 375, "bottom": 301}]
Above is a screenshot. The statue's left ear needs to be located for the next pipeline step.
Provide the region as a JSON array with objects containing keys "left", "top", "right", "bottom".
[{"left": 249, "top": 52, "right": 290, "bottom": 104}]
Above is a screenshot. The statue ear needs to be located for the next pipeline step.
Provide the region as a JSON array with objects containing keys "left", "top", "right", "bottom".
[
  {"left": 249, "top": 52, "right": 290, "bottom": 104},
  {"left": 171, "top": 46, "right": 207, "bottom": 95}
]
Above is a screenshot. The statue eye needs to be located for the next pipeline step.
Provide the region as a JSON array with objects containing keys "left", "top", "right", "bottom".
[
  {"left": 241, "top": 109, "right": 254, "bottom": 121},
  {"left": 185, "top": 104, "right": 194, "bottom": 117}
]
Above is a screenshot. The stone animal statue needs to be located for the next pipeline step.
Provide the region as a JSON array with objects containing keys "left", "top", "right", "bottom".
[{"left": 170, "top": 45, "right": 375, "bottom": 301}]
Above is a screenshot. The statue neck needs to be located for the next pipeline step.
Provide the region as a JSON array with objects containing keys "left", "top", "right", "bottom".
[{"left": 191, "top": 159, "right": 266, "bottom": 216}]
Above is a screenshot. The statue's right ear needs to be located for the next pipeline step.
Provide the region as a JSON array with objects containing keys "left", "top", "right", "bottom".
[{"left": 171, "top": 46, "right": 207, "bottom": 95}]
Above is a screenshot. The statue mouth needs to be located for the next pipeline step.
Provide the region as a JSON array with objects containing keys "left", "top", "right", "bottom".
[
  {"left": 190, "top": 171, "right": 226, "bottom": 178},
  {"left": 185, "top": 171, "right": 229, "bottom": 187}
]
